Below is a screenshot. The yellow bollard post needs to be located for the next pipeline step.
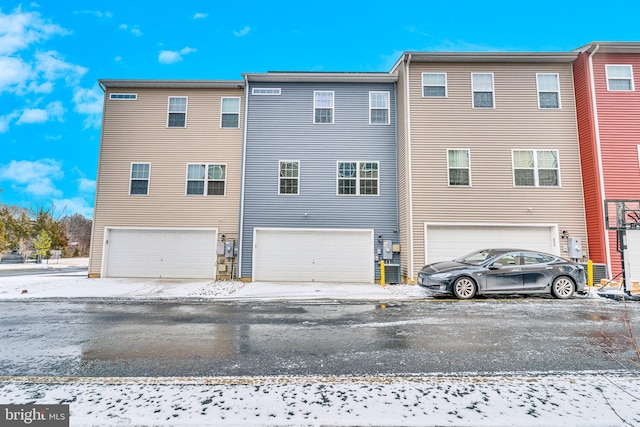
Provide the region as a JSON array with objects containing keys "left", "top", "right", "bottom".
[
  {"left": 379, "top": 260, "right": 385, "bottom": 287},
  {"left": 587, "top": 260, "right": 593, "bottom": 288}
]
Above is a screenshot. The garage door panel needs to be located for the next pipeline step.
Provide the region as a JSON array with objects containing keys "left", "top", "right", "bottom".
[
  {"left": 106, "top": 229, "right": 217, "bottom": 279},
  {"left": 627, "top": 230, "right": 640, "bottom": 281},
  {"left": 254, "top": 229, "right": 373, "bottom": 283},
  {"left": 425, "top": 225, "right": 556, "bottom": 264}
]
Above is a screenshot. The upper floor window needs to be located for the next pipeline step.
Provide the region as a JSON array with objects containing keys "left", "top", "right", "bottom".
[
  {"left": 252, "top": 88, "right": 281, "bottom": 95},
  {"left": 186, "top": 163, "right": 226, "bottom": 196},
  {"left": 130, "top": 163, "right": 150, "bottom": 195},
  {"left": 448, "top": 149, "right": 471, "bottom": 186},
  {"left": 422, "top": 73, "right": 447, "bottom": 97},
  {"left": 110, "top": 93, "right": 137, "bottom": 100},
  {"left": 337, "top": 161, "right": 379, "bottom": 195},
  {"left": 279, "top": 161, "right": 299, "bottom": 195},
  {"left": 167, "top": 96, "right": 187, "bottom": 128},
  {"left": 369, "top": 91, "right": 390, "bottom": 125},
  {"left": 314, "top": 91, "right": 334, "bottom": 124},
  {"left": 512, "top": 150, "right": 560, "bottom": 187},
  {"left": 221, "top": 97, "right": 240, "bottom": 128},
  {"left": 606, "top": 65, "right": 634, "bottom": 91},
  {"left": 537, "top": 73, "right": 560, "bottom": 109},
  {"left": 472, "top": 73, "right": 494, "bottom": 108}
]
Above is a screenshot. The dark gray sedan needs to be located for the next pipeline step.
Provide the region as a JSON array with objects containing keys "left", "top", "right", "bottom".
[{"left": 417, "top": 249, "right": 587, "bottom": 299}]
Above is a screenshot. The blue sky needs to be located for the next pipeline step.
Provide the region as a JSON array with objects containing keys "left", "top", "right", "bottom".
[{"left": 1, "top": 1, "right": 639, "bottom": 218}]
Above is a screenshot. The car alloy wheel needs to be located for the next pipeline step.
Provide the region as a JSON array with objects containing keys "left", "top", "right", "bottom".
[
  {"left": 552, "top": 276, "right": 575, "bottom": 299},
  {"left": 453, "top": 277, "right": 477, "bottom": 300}
]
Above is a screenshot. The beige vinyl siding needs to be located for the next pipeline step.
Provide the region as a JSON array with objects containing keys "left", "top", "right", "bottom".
[
  {"left": 406, "top": 62, "right": 587, "bottom": 277},
  {"left": 89, "top": 87, "right": 244, "bottom": 277}
]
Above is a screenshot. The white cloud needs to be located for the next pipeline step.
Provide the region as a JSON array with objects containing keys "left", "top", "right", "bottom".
[
  {"left": 193, "top": 13, "right": 208, "bottom": 19},
  {"left": 78, "top": 178, "right": 96, "bottom": 193},
  {"left": 52, "top": 197, "right": 94, "bottom": 218},
  {"left": 233, "top": 26, "right": 251, "bottom": 37},
  {"left": 158, "top": 47, "right": 196, "bottom": 64},
  {"left": 35, "top": 50, "right": 87, "bottom": 85},
  {"left": 0, "top": 56, "right": 33, "bottom": 92},
  {"left": 114, "top": 56, "right": 122, "bottom": 62},
  {"left": 0, "top": 159, "right": 63, "bottom": 197},
  {"left": 73, "top": 10, "right": 112, "bottom": 19},
  {"left": 0, "top": 6, "right": 69, "bottom": 56},
  {"left": 0, "top": 112, "right": 20, "bottom": 133},
  {"left": 16, "top": 101, "right": 64, "bottom": 124},
  {"left": 72, "top": 87, "right": 103, "bottom": 129},
  {"left": 130, "top": 28, "right": 143, "bottom": 37}
]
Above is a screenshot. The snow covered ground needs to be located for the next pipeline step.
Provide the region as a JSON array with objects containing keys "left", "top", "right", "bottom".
[{"left": 1, "top": 258, "right": 638, "bottom": 426}]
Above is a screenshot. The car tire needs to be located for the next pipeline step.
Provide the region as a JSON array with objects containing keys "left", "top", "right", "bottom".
[
  {"left": 452, "top": 277, "right": 477, "bottom": 300},
  {"left": 551, "top": 276, "right": 575, "bottom": 299}
]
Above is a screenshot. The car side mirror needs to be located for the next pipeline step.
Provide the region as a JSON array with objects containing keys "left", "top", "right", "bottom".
[{"left": 489, "top": 262, "right": 503, "bottom": 270}]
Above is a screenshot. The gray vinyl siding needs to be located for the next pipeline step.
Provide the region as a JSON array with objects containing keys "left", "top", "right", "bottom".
[
  {"left": 241, "top": 81, "right": 399, "bottom": 279},
  {"left": 89, "top": 86, "right": 244, "bottom": 277},
  {"left": 405, "top": 61, "right": 587, "bottom": 278}
]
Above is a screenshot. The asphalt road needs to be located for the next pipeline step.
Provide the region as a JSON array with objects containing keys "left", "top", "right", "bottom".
[{"left": 1, "top": 299, "right": 639, "bottom": 377}]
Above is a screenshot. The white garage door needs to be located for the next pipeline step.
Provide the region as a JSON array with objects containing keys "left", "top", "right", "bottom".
[
  {"left": 626, "top": 230, "right": 640, "bottom": 281},
  {"left": 425, "top": 224, "right": 558, "bottom": 264},
  {"left": 253, "top": 228, "right": 374, "bottom": 283},
  {"left": 105, "top": 228, "right": 217, "bottom": 278}
]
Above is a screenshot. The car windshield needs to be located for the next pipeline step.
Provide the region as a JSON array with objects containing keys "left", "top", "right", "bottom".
[{"left": 454, "top": 250, "right": 504, "bottom": 265}]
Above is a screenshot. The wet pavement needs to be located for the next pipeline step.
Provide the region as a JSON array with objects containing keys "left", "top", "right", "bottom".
[{"left": 1, "top": 298, "right": 638, "bottom": 378}]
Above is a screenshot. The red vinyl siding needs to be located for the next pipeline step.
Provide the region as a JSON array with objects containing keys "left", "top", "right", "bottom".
[
  {"left": 593, "top": 53, "right": 640, "bottom": 277},
  {"left": 574, "top": 52, "right": 607, "bottom": 264}
]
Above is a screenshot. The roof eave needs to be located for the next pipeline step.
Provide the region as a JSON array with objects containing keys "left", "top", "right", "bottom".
[
  {"left": 98, "top": 79, "right": 245, "bottom": 89},
  {"left": 401, "top": 52, "right": 579, "bottom": 63},
  {"left": 243, "top": 72, "right": 398, "bottom": 83}
]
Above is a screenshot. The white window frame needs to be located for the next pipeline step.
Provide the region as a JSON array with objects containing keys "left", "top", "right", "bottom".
[
  {"left": 512, "top": 149, "right": 561, "bottom": 188},
  {"left": 422, "top": 73, "right": 447, "bottom": 98},
  {"left": 185, "top": 163, "right": 227, "bottom": 196},
  {"left": 252, "top": 88, "right": 281, "bottom": 95},
  {"left": 278, "top": 160, "right": 300, "bottom": 195},
  {"left": 447, "top": 149, "right": 471, "bottom": 187},
  {"left": 536, "top": 73, "right": 561, "bottom": 109},
  {"left": 221, "top": 97, "right": 241, "bottom": 129},
  {"left": 471, "top": 73, "right": 495, "bottom": 109},
  {"left": 110, "top": 93, "right": 137, "bottom": 100},
  {"left": 336, "top": 161, "right": 380, "bottom": 196},
  {"left": 606, "top": 64, "right": 635, "bottom": 91},
  {"left": 167, "top": 96, "right": 187, "bottom": 128},
  {"left": 369, "top": 91, "right": 390, "bottom": 125},
  {"left": 129, "top": 163, "right": 150, "bottom": 195},
  {"left": 314, "top": 91, "right": 334, "bottom": 124}
]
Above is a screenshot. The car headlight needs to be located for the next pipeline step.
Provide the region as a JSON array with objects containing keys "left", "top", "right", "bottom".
[{"left": 430, "top": 272, "right": 453, "bottom": 279}]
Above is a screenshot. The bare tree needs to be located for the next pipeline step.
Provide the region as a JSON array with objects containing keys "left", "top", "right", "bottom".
[{"left": 60, "top": 213, "right": 92, "bottom": 257}]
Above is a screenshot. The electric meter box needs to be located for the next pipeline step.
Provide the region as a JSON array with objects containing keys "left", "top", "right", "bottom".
[
  {"left": 569, "top": 237, "right": 582, "bottom": 259},
  {"left": 382, "top": 240, "right": 393, "bottom": 260},
  {"left": 224, "top": 240, "right": 235, "bottom": 258}
]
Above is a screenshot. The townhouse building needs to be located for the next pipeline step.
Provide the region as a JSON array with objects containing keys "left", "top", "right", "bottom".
[
  {"left": 239, "top": 73, "right": 400, "bottom": 282},
  {"left": 392, "top": 52, "right": 589, "bottom": 283},
  {"left": 89, "top": 80, "right": 244, "bottom": 278},
  {"left": 573, "top": 42, "right": 640, "bottom": 280}
]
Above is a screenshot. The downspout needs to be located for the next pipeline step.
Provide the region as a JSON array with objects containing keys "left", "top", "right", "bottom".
[
  {"left": 405, "top": 54, "right": 416, "bottom": 283},
  {"left": 587, "top": 44, "right": 613, "bottom": 278},
  {"left": 237, "top": 75, "right": 250, "bottom": 280}
]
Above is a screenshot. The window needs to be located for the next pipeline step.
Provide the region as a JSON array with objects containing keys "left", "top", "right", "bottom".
[
  {"left": 422, "top": 73, "right": 447, "bottom": 97},
  {"left": 513, "top": 150, "right": 560, "bottom": 187},
  {"left": 110, "top": 93, "right": 137, "bottom": 100},
  {"left": 186, "top": 164, "right": 226, "bottom": 195},
  {"left": 221, "top": 97, "right": 240, "bottom": 128},
  {"left": 472, "top": 73, "right": 494, "bottom": 108},
  {"left": 537, "top": 73, "right": 560, "bottom": 109},
  {"left": 252, "top": 88, "right": 281, "bottom": 95},
  {"left": 495, "top": 253, "right": 521, "bottom": 266},
  {"left": 337, "top": 161, "right": 379, "bottom": 195},
  {"left": 130, "top": 163, "right": 150, "bottom": 195},
  {"left": 447, "top": 149, "right": 470, "bottom": 186},
  {"left": 279, "top": 161, "right": 299, "bottom": 195},
  {"left": 167, "top": 96, "right": 187, "bottom": 127},
  {"left": 523, "top": 252, "right": 554, "bottom": 265},
  {"left": 314, "top": 91, "right": 334, "bottom": 124},
  {"left": 369, "top": 91, "right": 390, "bottom": 124},
  {"left": 606, "top": 65, "right": 634, "bottom": 91}
]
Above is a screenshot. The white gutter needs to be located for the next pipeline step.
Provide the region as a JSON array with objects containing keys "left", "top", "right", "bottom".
[
  {"left": 405, "top": 54, "right": 416, "bottom": 282},
  {"left": 237, "top": 75, "right": 250, "bottom": 280},
  {"left": 588, "top": 44, "right": 613, "bottom": 278}
]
